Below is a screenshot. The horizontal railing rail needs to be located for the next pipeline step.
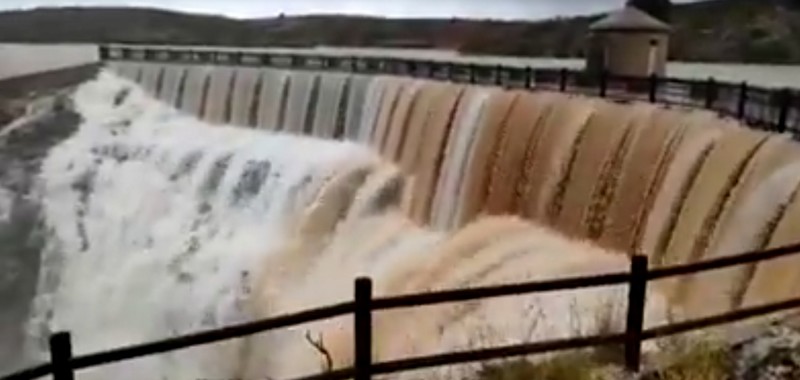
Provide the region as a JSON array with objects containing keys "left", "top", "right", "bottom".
[
  {"left": 2, "top": 301, "right": 356, "bottom": 380},
  {"left": 648, "top": 242, "right": 800, "bottom": 280},
  {"left": 371, "top": 271, "right": 631, "bottom": 310},
  {"left": 293, "top": 333, "right": 631, "bottom": 380},
  {"left": 292, "top": 294, "right": 800, "bottom": 380},
  {"left": 95, "top": 44, "right": 800, "bottom": 136}
]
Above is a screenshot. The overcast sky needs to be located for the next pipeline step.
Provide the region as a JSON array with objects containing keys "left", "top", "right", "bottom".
[{"left": 0, "top": 0, "right": 697, "bottom": 20}]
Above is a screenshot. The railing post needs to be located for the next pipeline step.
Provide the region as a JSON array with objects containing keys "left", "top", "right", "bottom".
[
  {"left": 625, "top": 255, "right": 648, "bottom": 373},
  {"left": 599, "top": 70, "right": 609, "bottom": 98},
  {"left": 98, "top": 45, "right": 110, "bottom": 61},
  {"left": 737, "top": 81, "right": 748, "bottom": 120},
  {"left": 447, "top": 62, "right": 455, "bottom": 81},
  {"left": 524, "top": 66, "right": 532, "bottom": 89},
  {"left": 469, "top": 64, "right": 477, "bottom": 84},
  {"left": 260, "top": 53, "right": 271, "bottom": 67},
  {"left": 354, "top": 277, "right": 373, "bottom": 380},
  {"left": 778, "top": 89, "right": 793, "bottom": 134},
  {"left": 384, "top": 59, "right": 394, "bottom": 75},
  {"left": 705, "top": 77, "right": 717, "bottom": 109},
  {"left": 233, "top": 52, "right": 245, "bottom": 66},
  {"left": 50, "top": 332, "right": 75, "bottom": 380},
  {"left": 559, "top": 68, "right": 568, "bottom": 92},
  {"left": 648, "top": 74, "right": 659, "bottom": 103},
  {"left": 494, "top": 65, "right": 503, "bottom": 86}
]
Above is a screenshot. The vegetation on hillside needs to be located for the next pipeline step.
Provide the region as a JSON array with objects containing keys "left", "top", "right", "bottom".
[{"left": 1, "top": 0, "right": 799, "bottom": 63}]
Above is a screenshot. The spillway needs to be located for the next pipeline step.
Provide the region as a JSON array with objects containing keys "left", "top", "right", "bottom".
[
  {"left": 4, "top": 58, "right": 800, "bottom": 379},
  {"left": 110, "top": 61, "right": 800, "bottom": 320},
  {"left": 1, "top": 71, "right": 672, "bottom": 380},
  {"left": 22, "top": 72, "right": 385, "bottom": 379}
]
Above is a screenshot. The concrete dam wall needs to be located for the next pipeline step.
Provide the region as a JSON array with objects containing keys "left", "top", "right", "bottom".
[{"left": 106, "top": 61, "right": 800, "bottom": 323}]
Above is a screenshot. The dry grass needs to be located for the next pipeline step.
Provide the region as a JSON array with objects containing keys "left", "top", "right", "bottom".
[
  {"left": 476, "top": 352, "right": 608, "bottom": 380},
  {"left": 475, "top": 337, "right": 733, "bottom": 380},
  {"left": 648, "top": 338, "right": 733, "bottom": 380}
]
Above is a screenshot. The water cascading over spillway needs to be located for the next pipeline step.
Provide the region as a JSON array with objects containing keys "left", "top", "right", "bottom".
[
  {"left": 24, "top": 71, "right": 384, "bottom": 379},
  {"left": 107, "top": 60, "right": 800, "bottom": 324},
  {"left": 2, "top": 70, "right": 686, "bottom": 380},
  {"left": 7, "top": 58, "right": 798, "bottom": 380}
]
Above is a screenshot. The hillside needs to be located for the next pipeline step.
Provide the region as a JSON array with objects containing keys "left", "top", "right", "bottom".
[{"left": 0, "top": 0, "right": 799, "bottom": 63}]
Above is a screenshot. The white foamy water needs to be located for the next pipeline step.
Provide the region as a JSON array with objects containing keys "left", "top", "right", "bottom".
[
  {"left": 25, "top": 71, "right": 379, "bottom": 380},
  {"left": 14, "top": 69, "right": 678, "bottom": 380},
  {"left": 0, "top": 187, "right": 13, "bottom": 222}
]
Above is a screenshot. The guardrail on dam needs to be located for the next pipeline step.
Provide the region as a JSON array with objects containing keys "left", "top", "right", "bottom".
[{"left": 98, "top": 44, "right": 800, "bottom": 136}]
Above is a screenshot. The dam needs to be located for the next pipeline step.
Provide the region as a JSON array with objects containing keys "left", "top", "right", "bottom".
[{"left": 2, "top": 44, "right": 800, "bottom": 380}]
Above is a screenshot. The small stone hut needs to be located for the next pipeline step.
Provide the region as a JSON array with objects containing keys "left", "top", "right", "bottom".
[{"left": 586, "top": 6, "right": 671, "bottom": 78}]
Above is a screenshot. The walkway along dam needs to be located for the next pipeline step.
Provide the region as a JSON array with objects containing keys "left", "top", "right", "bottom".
[{"left": 3, "top": 44, "right": 800, "bottom": 379}]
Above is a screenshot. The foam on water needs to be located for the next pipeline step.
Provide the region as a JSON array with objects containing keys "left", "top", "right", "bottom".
[
  {"left": 25, "top": 72, "right": 379, "bottom": 379},
  {"left": 0, "top": 187, "right": 12, "bottom": 222},
  {"left": 22, "top": 60, "right": 800, "bottom": 379},
  {"left": 8, "top": 70, "right": 680, "bottom": 380},
  {"left": 107, "top": 61, "right": 800, "bottom": 320}
]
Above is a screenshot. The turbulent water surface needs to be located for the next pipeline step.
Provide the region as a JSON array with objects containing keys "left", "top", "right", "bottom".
[
  {"left": 21, "top": 73, "right": 382, "bottom": 379},
  {"left": 0, "top": 72, "right": 668, "bottom": 380},
  {"left": 3, "top": 59, "right": 800, "bottom": 379},
  {"left": 111, "top": 61, "right": 800, "bottom": 327}
]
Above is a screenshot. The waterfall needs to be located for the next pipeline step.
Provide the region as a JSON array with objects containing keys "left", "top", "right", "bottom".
[
  {"left": 107, "top": 61, "right": 800, "bottom": 321},
  {"left": 23, "top": 72, "right": 379, "bottom": 379},
  {"left": 5, "top": 58, "right": 800, "bottom": 379},
  {"left": 0, "top": 70, "right": 673, "bottom": 380}
]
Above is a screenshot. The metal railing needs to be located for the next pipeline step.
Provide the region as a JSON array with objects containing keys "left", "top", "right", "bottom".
[
  {"left": 5, "top": 242, "right": 800, "bottom": 380},
  {"left": 97, "top": 44, "right": 800, "bottom": 136}
]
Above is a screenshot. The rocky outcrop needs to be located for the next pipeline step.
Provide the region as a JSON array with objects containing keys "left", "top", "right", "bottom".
[{"left": 734, "top": 325, "right": 800, "bottom": 380}]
